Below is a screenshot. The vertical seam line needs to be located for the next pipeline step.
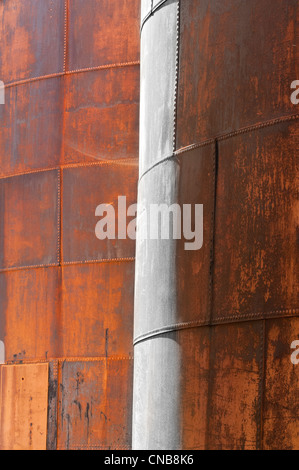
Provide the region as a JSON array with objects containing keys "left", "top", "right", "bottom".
[
  {"left": 258, "top": 319, "right": 266, "bottom": 450},
  {"left": 63, "top": 0, "right": 69, "bottom": 73},
  {"left": 57, "top": 169, "right": 61, "bottom": 265},
  {"left": 205, "top": 139, "right": 218, "bottom": 449},
  {"left": 173, "top": 0, "right": 180, "bottom": 153},
  {"left": 59, "top": 168, "right": 63, "bottom": 264},
  {"left": 209, "top": 139, "right": 218, "bottom": 323}
]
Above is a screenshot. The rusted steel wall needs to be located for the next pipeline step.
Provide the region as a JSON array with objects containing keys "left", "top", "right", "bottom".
[
  {"left": 133, "top": 0, "right": 299, "bottom": 450},
  {"left": 0, "top": 0, "right": 140, "bottom": 450}
]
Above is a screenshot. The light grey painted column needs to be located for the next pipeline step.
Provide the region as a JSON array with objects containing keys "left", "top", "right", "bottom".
[{"left": 132, "top": 0, "right": 181, "bottom": 450}]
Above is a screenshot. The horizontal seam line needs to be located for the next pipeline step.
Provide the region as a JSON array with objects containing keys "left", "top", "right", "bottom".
[
  {"left": 4, "top": 356, "right": 133, "bottom": 365},
  {"left": 133, "top": 309, "right": 299, "bottom": 344},
  {"left": 0, "top": 166, "right": 60, "bottom": 180},
  {"left": 176, "top": 113, "right": 299, "bottom": 154},
  {"left": 0, "top": 258, "right": 135, "bottom": 273},
  {"left": 0, "top": 158, "right": 139, "bottom": 180},
  {"left": 0, "top": 263, "right": 59, "bottom": 273},
  {"left": 62, "top": 258, "right": 135, "bottom": 266},
  {"left": 139, "top": 153, "right": 178, "bottom": 184},
  {"left": 5, "top": 61, "right": 140, "bottom": 89},
  {"left": 138, "top": 112, "right": 299, "bottom": 181}
]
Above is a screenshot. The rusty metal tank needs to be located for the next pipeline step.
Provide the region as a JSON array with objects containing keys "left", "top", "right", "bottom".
[
  {"left": 0, "top": 0, "right": 140, "bottom": 450},
  {"left": 0, "top": 0, "right": 298, "bottom": 452},
  {"left": 133, "top": 0, "right": 299, "bottom": 450}
]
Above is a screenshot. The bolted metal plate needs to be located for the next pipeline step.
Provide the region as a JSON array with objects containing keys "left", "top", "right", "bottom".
[
  {"left": 67, "top": 0, "right": 140, "bottom": 71},
  {"left": 177, "top": 0, "right": 299, "bottom": 148},
  {"left": 263, "top": 317, "right": 299, "bottom": 449},
  {"left": 0, "top": 170, "right": 59, "bottom": 270},
  {"left": 0, "top": 363, "right": 49, "bottom": 450},
  {"left": 62, "top": 162, "right": 138, "bottom": 263},
  {"left": 134, "top": 145, "right": 215, "bottom": 341},
  {"left": 0, "top": 78, "right": 63, "bottom": 178},
  {"left": 63, "top": 68, "right": 139, "bottom": 165},
  {"left": 206, "top": 321, "right": 263, "bottom": 450},
  {"left": 57, "top": 359, "right": 133, "bottom": 450},
  {"left": 61, "top": 262, "right": 135, "bottom": 358},
  {"left": 213, "top": 121, "right": 299, "bottom": 323},
  {"left": 139, "top": 0, "right": 178, "bottom": 177},
  {"left": 0, "top": 0, "right": 64, "bottom": 84},
  {"left": 0, "top": 268, "right": 60, "bottom": 362}
]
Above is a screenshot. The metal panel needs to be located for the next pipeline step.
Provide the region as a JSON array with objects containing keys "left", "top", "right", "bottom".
[
  {"left": 0, "top": 0, "right": 64, "bottom": 83},
  {"left": 67, "top": 0, "right": 140, "bottom": 71},
  {"left": 61, "top": 262, "right": 135, "bottom": 357},
  {"left": 177, "top": 0, "right": 299, "bottom": 148},
  {"left": 207, "top": 322, "right": 262, "bottom": 450},
  {"left": 134, "top": 321, "right": 263, "bottom": 450},
  {"left": 0, "top": 0, "right": 140, "bottom": 452},
  {"left": 133, "top": 327, "right": 210, "bottom": 450},
  {"left": 134, "top": 158, "right": 179, "bottom": 340},
  {"left": 0, "top": 170, "right": 59, "bottom": 270},
  {"left": 0, "top": 268, "right": 60, "bottom": 363},
  {"left": 213, "top": 121, "right": 298, "bottom": 323},
  {"left": 0, "top": 78, "right": 63, "bottom": 177},
  {"left": 139, "top": 0, "right": 178, "bottom": 177},
  {"left": 62, "top": 162, "right": 138, "bottom": 263},
  {"left": 134, "top": 145, "right": 214, "bottom": 341},
  {"left": 134, "top": 0, "right": 299, "bottom": 450},
  {"left": 263, "top": 318, "right": 299, "bottom": 449},
  {"left": 0, "top": 363, "right": 49, "bottom": 450},
  {"left": 133, "top": 335, "right": 182, "bottom": 450},
  {"left": 57, "top": 359, "right": 133, "bottom": 450},
  {"left": 179, "top": 328, "right": 210, "bottom": 451},
  {"left": 63, "top": 68, "right": 139, "bottom": 165}
]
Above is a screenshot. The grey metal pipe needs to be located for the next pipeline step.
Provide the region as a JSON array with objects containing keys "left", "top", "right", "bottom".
[{"left": 132, "top": 0, "right": 181, "bottom": 450}]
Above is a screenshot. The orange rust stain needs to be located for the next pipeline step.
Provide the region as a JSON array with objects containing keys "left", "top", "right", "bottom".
[{"left": 0, "top": 363, "right": 49, "bottom": 450}]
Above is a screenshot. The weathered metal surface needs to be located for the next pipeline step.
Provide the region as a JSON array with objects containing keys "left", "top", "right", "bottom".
[
  {"left": 263, "top": 318, "right": 299, "bottom": 449},
  {"left": 0, "top": 79, "right": 63, "bottom": 177},
  {"left": 213, "top": 121, "right": 298, "bottom": 323},
  {"left": 0, "top": 363, "right": 49, "bottom": 450},
  {"left": 133, "top": 335, "right": 181, "bottom": 450},
  {"left": 139, "top": 0, "right": 177, "bottom": 177},
  {"left": 134, "top": 321, "right": 263, "bottom": 450},
  {"left": 63, "top": 68, "right": 139, "bottom": 165},
  {"left": 177, "top": 0, "right": 299, "bottom": 147},
  {"left": 1, "top": 0, "right": 297, "bottom": 451},
  {"left": 133, "top": 0, "right": 299, "bottom": 451},
  {"left": 67, "top": 0, "right": 140, "bottom": 70},
  {"left": 0, "top": 268, "right": 60, "bottom": 362},
  {"left": 62, "top": 162, "right": 138, "bottom": 263},
  {"left": 47, "top": 361, "right": 59, "bottom": 451},
  {"left": 0, "top": 0, "right": 64, "bottom": 84},
  {"left": 0, "top": 0, "right": 140, "bottom": 450},
  {"left": 57, "top": 359, "right": 133, "bottom": 450},
  {"left": 134, "top": 145, "right": 214, "bottom": 342},
  {"left": 0, "top": 170, "right": 59, "bottom": 270},
  {"left": 206, "top": 322, "right": 263, "bottom": 450},
  {"left": 0, "top": 262, "right": 135, "bottom": 363},
  {"left": 60, "top": 262, "right": 135, "bottom": 358}
]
